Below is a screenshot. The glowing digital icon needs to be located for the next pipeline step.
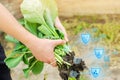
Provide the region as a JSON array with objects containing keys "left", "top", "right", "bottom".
[
  {"left": 94, "top": 48, "right": 104, "bottom": 59},
  {"left": 91, "top": 68, "right": 101, "bottom": 78},
  {"left": 104, "top": 55, "right": 110, "bottom": 62},
  {"left": 81, "top": 33, "right": 90, "bottom": 44}
]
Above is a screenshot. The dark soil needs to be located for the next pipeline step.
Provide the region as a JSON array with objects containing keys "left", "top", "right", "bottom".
[{"left": 58, "top": 51, "right": 87, "bottom": 80}]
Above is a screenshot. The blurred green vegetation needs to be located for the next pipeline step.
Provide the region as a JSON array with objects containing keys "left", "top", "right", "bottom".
[
  {"left": 79, "top": 75, "right": 88, "bottom": 80},
  {"left": 61, "top": 14, "right": 120, "bottom": 53}
]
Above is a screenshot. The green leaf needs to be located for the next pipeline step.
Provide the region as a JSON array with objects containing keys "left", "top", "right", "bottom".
[
  {"left": 5, "top": 54, "right": 24, "bottom": 68},
  {"left": 21, "top": 0, "right": 46, "bottom": 24},
  {"left": 24, "top": 20, "right": 38, "bottom": 35},
  {"left": 29, "top": 57, "right": 36, "bottom": 67},
  {"left": 43, "top": 0, "right": 58, "bottom": 22},
  {"left": 21, "top": 0, "right": 58, "bottom": 24},
  {"left": 56, "top": 29, "right": 64, "bottom": 39},
  {"left": 68, "top": 77, "right": 76, "bottom": 80},
  {"left": 18, "top": 18, "right": 25, "bottom": 25},
  {"left": 44, "top": 8, "right": 54, "bottom": 28},
  {"left": 23, "top": 68, "right": 30, "bottom": 78},
  {"left": 23, "top": 57, "right": 35, "bottom": 78},
  {"left": 5, "top": 35, "right": 19, "bottom": 43},
  {"left": 38, "top": 25, "right": 52, "bottom": 36},
  {"left": 38, "top": 32, "right": 43, "bottom": 38},
  {"left": 23, "top": 54, "right": 29, "bottom": 65},
  {"left": 26, "top": 53, "right": 33, "bottom": 58},
  {"left": 14, "top": 43, "right": 25, "bottom": 51},
  {"left": 32, "top": 61, "right": 44, "bottom": 75},
  {"left": 22, "top": 47, "right": 29, "bottom": 52}
]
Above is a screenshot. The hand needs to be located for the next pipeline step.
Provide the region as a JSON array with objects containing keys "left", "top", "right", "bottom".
[
  {"left": 55, "top": 17, "right": 69, "bottom": 42},
  {"left": 26, "top": 37, "right": 65, "bottom": 66}
]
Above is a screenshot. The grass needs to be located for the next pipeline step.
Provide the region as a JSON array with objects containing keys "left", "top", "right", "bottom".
[{"left": 61, "top": 14, "right": 120, "bottom": 53}]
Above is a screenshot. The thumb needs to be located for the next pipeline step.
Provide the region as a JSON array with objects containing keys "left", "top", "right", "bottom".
[
  {"left": 64, "top": 34, "right": 69, "bottom": 42},
  {"left": 52, "top": 39, "right": 66, "bottom": 46}
]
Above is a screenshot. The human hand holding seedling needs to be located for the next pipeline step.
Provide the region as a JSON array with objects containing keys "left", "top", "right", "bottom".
[
  {"left": 26, "top": 38, "right": 65, "bottom": 66},
  {"left": 25, "top": 16, "right": 68, "bottom": 66}
]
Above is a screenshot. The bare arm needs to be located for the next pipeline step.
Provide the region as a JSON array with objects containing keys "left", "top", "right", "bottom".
[
  {"left": 0, "top": 3, "right": 35, "bottom": 45},
  {"left": 0, "top": 3, "right": 65, "bottom": 66}
]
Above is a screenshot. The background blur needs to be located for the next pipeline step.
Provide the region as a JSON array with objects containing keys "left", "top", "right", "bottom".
[
  {"left": 0, "top": 0, "right": 120, "bottom": 80},
  {"left": 57, "top": 0, "right": 120, "bottom": 16},
  {"left": 1, "top": 0, "right": 120, "bottom": 17}
]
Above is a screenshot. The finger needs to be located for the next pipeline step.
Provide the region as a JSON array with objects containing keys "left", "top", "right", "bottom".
[
  {"left": 64, "top": 32, "right": 69, "bottom": 42},
  {"left": 48, "top": 56, "right": 57, "bottom": 67},
  {"left": 55, "top": 17, "right": 69, "bottom": 42},
  {"left": 50, "top": 60, "right": 57, "bottom": 67},
  {"left": 46, "top": 51, "right": 57, "bottom": 66},
  {"left": 65, "top": 37, "right": 69, "bottom": 42},
  {"left": 56, "top": 27, "right": 69, "bottom": 42},
  {"left": 52, "top": 39, "right": 66, "bottom": 46}
]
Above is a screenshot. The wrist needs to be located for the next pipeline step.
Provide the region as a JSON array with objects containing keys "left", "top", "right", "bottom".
[{"left": 21, "top": 33, "right": 39, "bottom": 48}]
